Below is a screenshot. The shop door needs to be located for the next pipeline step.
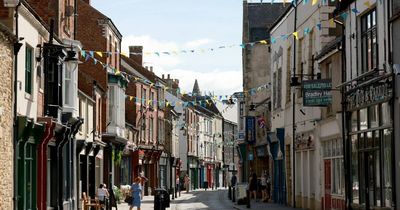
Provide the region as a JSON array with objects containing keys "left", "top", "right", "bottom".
[
  {"left": 324, "top": 160, "right": 331, "bottom": 210},
  {"left": 360, "top": 150, "right": 381, "bottom": 209}
]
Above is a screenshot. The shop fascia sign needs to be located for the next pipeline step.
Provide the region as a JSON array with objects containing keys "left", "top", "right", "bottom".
[
  {"left": 302, "top": 79, "right": 332, "bottom": 107},
  {"left": 346, "top": 78, "right": 392, "bottom": 111}
]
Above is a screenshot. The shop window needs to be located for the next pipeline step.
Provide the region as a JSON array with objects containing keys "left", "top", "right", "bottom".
[
  {"left": 369, "top": 105, "right": 379, "bottom": 128},
  {"left": 381, "top": 102, "right": 391, "bottom": 126},
  {"left": 382, "top": 129, "right": 393, "bottom": 206},
  {"left": 351, "top": 135, "right": 359, "bottom": 204},
  {"left": 359, "top": 108, "right": 368, "bottom": 130},
  {"left": 351, "top": 111, "right": 358, "bottom": 132},
  {"left": 361, "top": 9, "right": 378, "bottom": 74}
]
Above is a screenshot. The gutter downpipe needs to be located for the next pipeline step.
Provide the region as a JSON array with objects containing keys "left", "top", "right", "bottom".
[
  {"left": 13, "top": 3, "right": 22, "bottom": 210},
  {"left": 292, "top": 1, "right": 298, "bottom": 208},
  {"left": 37, "top": 119, "right": 56, "bottom": 210}
]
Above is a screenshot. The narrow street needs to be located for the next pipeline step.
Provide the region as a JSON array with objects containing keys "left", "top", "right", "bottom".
[{"left": 117, "top": 189, "right": 298, "bottom": 210}]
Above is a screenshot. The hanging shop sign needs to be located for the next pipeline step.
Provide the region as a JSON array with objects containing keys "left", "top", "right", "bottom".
[
  {"left": 295, "top": 133, "right": 315, "bottom": 150},
  {"left": 302, "top": 79, "right": 332, "bottom": 107},
  {"left": 346, "top": 77, "right": 392, "bottom": 111},
  {"left": 245, "top": 116, "right": 256, "bottom": 144}
]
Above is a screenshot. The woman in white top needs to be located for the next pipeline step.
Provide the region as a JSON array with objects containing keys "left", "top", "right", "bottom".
[{"left": 97, "top": 184, "right": 108, "bottom": 204}]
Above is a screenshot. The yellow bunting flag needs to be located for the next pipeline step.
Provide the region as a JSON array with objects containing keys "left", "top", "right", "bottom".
[
  {"left": 166, "top": 101, "right": 170, "bottom": 107},
  {"left": 121, "top": 52, "right": 128, "bottom": 57},
  {"left": 364, "top": 1, "right": 371, "bottom": 8},
  {"left": 312, "top": 0, "right": 318, "bottom": 6},
  {"left": 96, "top": 51, "right": 103, "bottom": 57},
  {"left": 147, "top": 100, "right": 152, "bottom": 105},
  {"left": 259, "top": 40, "right": 268, "bottom": 44},
  {"left": 129, "top": 96, "right": 134, "bottom": 101},
  {"left": 292, "top": 31, "right": 299, "bottom": 40},
  {"left": 115, "top": 70, "right": 121, "bottom": 75},
  {"left": 283, "top": 0, "right": 287, "bottom": 6}
]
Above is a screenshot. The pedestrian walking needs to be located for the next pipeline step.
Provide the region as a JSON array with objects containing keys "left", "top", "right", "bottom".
[
  {"left": 248, "top": 173, "right": 257, "bottom": 201},
  {"left": 260, "top": 172, "right": 267, "bottom": 202},
  {"left": 184, "top": 174, "right": 191, "bottom": 193},
  {"left": 231, "top": 173, "right": 237, "bottom": 187},
  {"left": 266, "top": 175, "right": 272, "bottom": 201},
  {"left": 129, "top": 177, "right": 142, "bottom": 210}
]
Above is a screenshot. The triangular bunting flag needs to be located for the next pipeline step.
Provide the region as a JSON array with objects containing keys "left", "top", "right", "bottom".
[
  {"left": 292, "top": 31, "right": 299, "bottom": 40},
  {"left": 96, "top": 51, "right": 103, "bottom": 57}
]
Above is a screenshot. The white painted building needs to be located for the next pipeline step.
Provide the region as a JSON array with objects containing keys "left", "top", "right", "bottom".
[{"left": 270, "top": 1, "right": 339, "bottom": 209}]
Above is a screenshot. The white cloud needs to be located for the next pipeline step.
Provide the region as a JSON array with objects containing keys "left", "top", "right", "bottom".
[
  {"left": 121, "top": 35, "right": 242, "bottom": 96},
  {"left": 184, "top": 38, "right": 214, "bottom": 49},
  {"left": 121, "top": 35, "right": 182, "bottom": 68}
]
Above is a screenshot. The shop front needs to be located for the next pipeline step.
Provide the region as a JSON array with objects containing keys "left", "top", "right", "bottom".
[
  {"left": 268, "top": 128, "right": 286, "bottom": 205},
  {"left": 345, "top": 75, "right": 394, "bottom": 209}
]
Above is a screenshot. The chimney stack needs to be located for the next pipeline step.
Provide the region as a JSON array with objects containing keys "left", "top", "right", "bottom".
[
  {"left": 149, "top": 66, "right": 153, "bottom": 72},
  {"left": 129, "top": 46, "right": 143, "bottom": 66},
  {"left": 162, "top": 74, "right": 164, "bottom": 79},
  {"left": 167, "top": 74, "right": 170, "bottom": 79}
]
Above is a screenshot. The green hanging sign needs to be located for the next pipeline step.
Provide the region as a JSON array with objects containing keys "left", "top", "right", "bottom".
[{"left": 302, "top": 79, "right": 332, "bottom": 107}]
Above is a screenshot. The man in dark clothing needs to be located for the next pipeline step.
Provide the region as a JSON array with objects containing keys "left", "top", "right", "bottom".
[{"left": 231, "top": 174, "right": 237, "bottom": 187}]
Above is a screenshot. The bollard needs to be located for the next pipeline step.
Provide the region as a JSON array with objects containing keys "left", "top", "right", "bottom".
[
  {"left": 172, "top": 188, "right": 175, "bottom": 200},
  {"left": 228, "top": 186, "right": 232, "bottom": 200},
  {"left": 232, "top": 186, "right": 236, "bottom": 202},
  {"left": 246, "top": 190, "right": 251, "bottom": 208}
]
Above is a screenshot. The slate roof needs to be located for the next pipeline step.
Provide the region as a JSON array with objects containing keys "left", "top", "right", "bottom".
[{"left": 247, "top": 3, "right": 289, "bottom": 29}]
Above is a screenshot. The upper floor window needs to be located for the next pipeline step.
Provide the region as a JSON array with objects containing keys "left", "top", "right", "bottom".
[
  {"left": 25, "top": 45, "right": 33, "bottom": 94},
  {"left": 361, "top": 9, "right": 377, "bottom": 74},
  {"left": 64, "top": 69, "right": 72, "bottom": 105}
]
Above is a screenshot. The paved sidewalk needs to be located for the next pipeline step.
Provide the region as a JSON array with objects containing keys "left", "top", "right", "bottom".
[{"left": 232, "top": 200, "right": 298, "bottom": 210}]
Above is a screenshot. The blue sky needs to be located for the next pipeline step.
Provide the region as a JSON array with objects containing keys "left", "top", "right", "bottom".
[{"left": 91, "top": 0, "right": 244, "bottom": 95}]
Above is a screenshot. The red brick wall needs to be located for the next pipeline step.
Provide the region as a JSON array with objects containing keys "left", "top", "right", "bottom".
[
  {"left": 76, "top": 0, "right": 109, "bottom": 131},
  {"left": 25, "top": 0, "right": 73, "bottom": 40}
]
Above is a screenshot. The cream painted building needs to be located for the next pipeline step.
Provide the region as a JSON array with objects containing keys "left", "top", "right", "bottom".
[{"left": 270, "top": 1, "right": 340, "bottom": 209}]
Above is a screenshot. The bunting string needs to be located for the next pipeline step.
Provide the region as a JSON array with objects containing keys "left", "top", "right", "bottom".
[{"left": 79, "top": 0, "right": 378, "bottom": 57}]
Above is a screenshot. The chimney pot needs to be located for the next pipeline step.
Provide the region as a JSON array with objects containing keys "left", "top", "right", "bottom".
[
  {"left": 167, "top": 74, "right": 170, "bottom": 79},
  {"left": 162, "top": 74, "right": 164, "bottom": 79},
  {"left": 129, "top": 46, "right": 143, "bottom": 66}
]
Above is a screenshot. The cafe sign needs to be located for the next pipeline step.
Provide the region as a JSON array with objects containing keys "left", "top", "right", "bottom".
[
  {"left": 302, "top": 79, "right": 332, "bottom": 107},
  {"left": 346, "top": 78, "right": 392, "bottom": 111}
]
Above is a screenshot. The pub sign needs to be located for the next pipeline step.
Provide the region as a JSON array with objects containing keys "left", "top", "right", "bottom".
[{"left": 302, "top": 79, "right": 332, "bottom": 107}]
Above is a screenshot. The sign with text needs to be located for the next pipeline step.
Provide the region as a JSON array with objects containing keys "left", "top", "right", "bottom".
[
  {"left": 346, "top": 77, "right": 392, "bottom": 111},
  {"left": 302, "top": 79, "right": 332, "bottom": 106},
  {"left": 245, "top": 116, "right": 256, "bottom": 144}
]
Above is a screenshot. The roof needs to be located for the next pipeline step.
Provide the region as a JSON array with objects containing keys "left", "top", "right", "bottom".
[
  {"left": 182, "top": 95, "right": 222, "bottom": 118},
  {"left": 315, "top": 36, "right": 342, "bottom": 61},
  {"left": 246, "top": 3, "right": 288, "bottom": 29},
  {"left": 78, "top": 0, "right": 122, "bottom": 39},
  {"left": 121, "top": 55, "right": 157, "bottom": 83},
  {"left": 269, "top": 4, "right": 294, "bottom": 33}
]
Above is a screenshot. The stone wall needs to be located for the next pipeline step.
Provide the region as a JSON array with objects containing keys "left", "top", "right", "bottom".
[{"left": 0, "top": 28, "right": 15, "bottom": 210}]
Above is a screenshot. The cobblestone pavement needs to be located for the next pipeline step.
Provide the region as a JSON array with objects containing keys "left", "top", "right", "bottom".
[{"left": 117, "top": 188, "right": 298, "bottom": 210}]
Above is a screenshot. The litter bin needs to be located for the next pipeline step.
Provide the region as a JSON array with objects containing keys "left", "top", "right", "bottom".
[
  {"left": 154, "top": 188, "right": 170, "bottom": 210},
  {"left": 203, "top": 181, "right": 208, "bottom": 190}
]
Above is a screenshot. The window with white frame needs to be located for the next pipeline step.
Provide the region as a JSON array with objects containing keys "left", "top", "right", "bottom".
[
  {"left": 25, "top": 45, "right": 34, "bottom": 94},
  {"left": 64, "top": 69, "right": 72, "bottom": 106},
  {"left": 149, "top": 117, "right": 154, "bottom": 142},
  {"left": 108, "top": 86, "right": 115, "bottom": 124},
  {"left": 323, "top": 138, "right": 345, "bottom": 195}
]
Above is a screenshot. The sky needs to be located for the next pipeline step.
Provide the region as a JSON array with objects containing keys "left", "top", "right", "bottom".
[{"left": 91, "top": 0, "right": 244, "bottom": 95}]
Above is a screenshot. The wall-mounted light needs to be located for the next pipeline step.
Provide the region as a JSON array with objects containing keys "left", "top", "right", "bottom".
[{"left": 3, "top": 0, "right": 19, "bottom": 7}]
